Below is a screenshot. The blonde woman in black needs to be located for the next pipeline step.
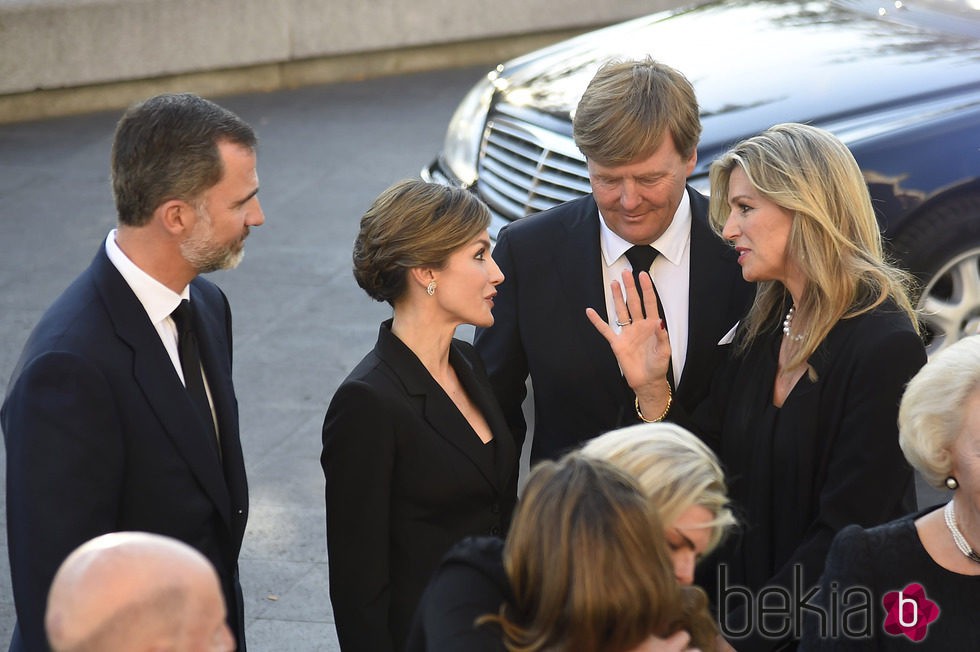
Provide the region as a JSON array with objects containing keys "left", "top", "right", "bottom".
[{"left": 595, "top": 124, "right": 926, "bottom": 651}]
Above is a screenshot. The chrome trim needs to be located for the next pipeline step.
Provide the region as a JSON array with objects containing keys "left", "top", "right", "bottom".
[{"left": 477, "top": 111, "right": 590, "bottom": 222}]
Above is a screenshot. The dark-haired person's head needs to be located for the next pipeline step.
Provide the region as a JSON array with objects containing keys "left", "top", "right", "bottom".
[
  {"left": 353, "top": 179, "right": 503, "bottom": 327},
  {"left": 112, "top": 93, "right": 264, "bottom": 279}
]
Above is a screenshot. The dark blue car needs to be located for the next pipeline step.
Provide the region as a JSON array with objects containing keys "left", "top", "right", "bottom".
[{"left": 423, "top": 0, "right": 980, "bottom": 354}]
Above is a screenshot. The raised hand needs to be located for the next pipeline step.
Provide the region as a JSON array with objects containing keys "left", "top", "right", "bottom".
[{"left": 586, "top": 269, "right": 672, "bottom": 407}]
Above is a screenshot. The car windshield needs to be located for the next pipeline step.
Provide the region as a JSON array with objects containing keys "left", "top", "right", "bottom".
[{"left": 835, "top": 0, "right": 980, "bottom": 36}]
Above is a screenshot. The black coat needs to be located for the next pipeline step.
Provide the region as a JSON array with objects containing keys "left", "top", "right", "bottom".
[
  {"left": 687, "top": 302, "right": 926, "bottom": 651},
  {"left": 2, "top": 246, "right": 249, "bottom": 651},
  {"left": 405, "top": 536, "right": 509, "bottom": 652},
  {"left": 321, "top": 322, "right": 518, "bottom": 652}
]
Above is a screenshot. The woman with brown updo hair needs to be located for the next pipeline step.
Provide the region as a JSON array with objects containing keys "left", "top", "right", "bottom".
[{"left": 321, "top": 179, "right": 517, "bottom": 652}]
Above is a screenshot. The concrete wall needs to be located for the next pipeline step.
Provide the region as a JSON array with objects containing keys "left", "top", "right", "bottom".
[{"left": 0, "top": 0, "right": 678, "bottom": 123}]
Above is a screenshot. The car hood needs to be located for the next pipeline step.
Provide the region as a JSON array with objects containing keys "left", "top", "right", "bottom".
[{"left": 494, "top": 0, "right": 980, "bottom": 171}]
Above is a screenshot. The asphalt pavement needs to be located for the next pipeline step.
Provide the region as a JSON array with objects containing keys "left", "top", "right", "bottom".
[{"left": 0, "top": 64, "right": 493, "bottom": 651}]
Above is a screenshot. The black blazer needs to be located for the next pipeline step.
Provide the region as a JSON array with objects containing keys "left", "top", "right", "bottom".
[
  {"left": 321, "top": 321, "right": 518, "bottom": 652},
  {"left": 474, "top": 191, "right": 753, "bottom": 461},
  {"left": 1, "top": 246, "right": 249, "bottom": 652}
]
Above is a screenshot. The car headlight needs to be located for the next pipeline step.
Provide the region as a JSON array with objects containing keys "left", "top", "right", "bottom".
[{"left": 442, "top": 67, "right": 502, "bottom": 187}]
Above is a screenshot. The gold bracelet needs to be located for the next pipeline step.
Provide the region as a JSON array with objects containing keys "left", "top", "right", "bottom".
[{"left": 635, "top": 385, "right": 672, "bottom": 423}]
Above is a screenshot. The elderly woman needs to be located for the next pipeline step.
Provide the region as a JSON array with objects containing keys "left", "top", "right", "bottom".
[
  {"left": 406, "top": 422, "right": 732, "bottom": 651},
  {"left": 800, "top": 335, "right": 980, "bottom": 649},
  {"left": 409, "top": 452, "right": 717, "bottom": 652},
  {"left": 591, "top": 123, "right": 927, "bottom": 650},
  {"left": 321, "top": 180, "right": 518, "bottom": 652}
]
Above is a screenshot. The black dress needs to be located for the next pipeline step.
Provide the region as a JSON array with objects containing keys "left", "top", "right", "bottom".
[
  {"left": 684, "top": 302, "right": 926, "bottom": 651},
  {"left": 800, "top": 506, "right": 980, "bottom": 650}
]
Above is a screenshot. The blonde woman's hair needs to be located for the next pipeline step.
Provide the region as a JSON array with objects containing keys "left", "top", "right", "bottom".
[
  {"left": 352, "top": 179, "right": 490, "bottom": 305},
  {"left": 708, "top": 123, "right": 918, "bottom": 372},
  {"left": 582, "top": 423, "right": 735, "bottom": 554},
  {"left": 482, "top": 453, "right": 716, "bottom": 652},
  {"left": 900, "top": 335, "right": 980, "bottom": 488},
  {"left": 573, "top": 58, "right": 701, "bottom": 166}
]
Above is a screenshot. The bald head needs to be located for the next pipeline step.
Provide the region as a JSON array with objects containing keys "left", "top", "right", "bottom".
[{"left": 45, "top": 532, "right": 235, "bottom": 652}]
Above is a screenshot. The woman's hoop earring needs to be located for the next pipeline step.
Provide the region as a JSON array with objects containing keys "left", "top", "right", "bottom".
[
  {"left": 946, "top": 476, "right": 959, "bottom": 490},
  {"left": 426, "top": 280, "right": 437, "bottom": 296}
]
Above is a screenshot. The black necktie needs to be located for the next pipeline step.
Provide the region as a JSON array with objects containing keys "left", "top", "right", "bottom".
[
  {"left": 171, "top": 300, "right": 219, "bottom": 452},
  {"left": 624, "top": 245, "right": 666, "bottom": 326},
  {"left": 624, "top": 245, "right": 674, "bottom": 388}
]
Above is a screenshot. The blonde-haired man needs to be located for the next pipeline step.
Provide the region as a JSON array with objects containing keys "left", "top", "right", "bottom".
[{"left": 475, "top": 58, "right": 752, "bottom": 462}]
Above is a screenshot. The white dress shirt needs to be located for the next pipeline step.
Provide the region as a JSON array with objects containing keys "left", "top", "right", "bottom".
[
  {"left": 598, "top": 189, "right": 692, "bottom": 384},
  {"left": 105, "top": 231, "right": 218, "bottom": 427}
]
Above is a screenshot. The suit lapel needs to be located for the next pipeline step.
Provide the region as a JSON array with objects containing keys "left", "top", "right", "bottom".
[
  {"left": 190, "top": 281, "right": 248, "bottom": 523},
  {"left": 682, "top": 190, "right": 744, "bottom": 395},
  {"left": 553, "top": 197, "right": 633, "bottom": 409},
  {"left": 451, "top": 343, "right": 516, "bottom": 493},
  {"left": 91, "top": 250, "right": 233, "bottom": 529},
  {"left": 375, "top": 323, "right": 505, "bottom": 492}
]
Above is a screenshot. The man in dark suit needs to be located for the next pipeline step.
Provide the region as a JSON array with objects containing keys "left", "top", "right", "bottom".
[
  {"left": 474, "top": 59, "right": 754, "bottom": 462},
  {"left": 1, "top": 93, "right": 264, "bottom": 651}
]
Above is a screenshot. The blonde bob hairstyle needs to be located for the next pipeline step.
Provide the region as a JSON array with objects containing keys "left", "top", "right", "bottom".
[
  {"left": 708, "top": 123, "right": 917, "bottom": 372},
  {"left": 581, "top": 422, "right": 735, "bottom": 555},
  {"left": 482, "top": 453, "right": 716, "bottom": 652},
  {"left": 573, "top": 57, "right": 701, "bottom": 167},
  {"left": 352, "top": 179, "right": 491, "bottom": 305},
  {"left": 899, "top": 335, "right": 980, "bottom": 489}
]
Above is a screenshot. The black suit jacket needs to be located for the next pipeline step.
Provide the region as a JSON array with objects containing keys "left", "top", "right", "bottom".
[
  {"left": 474, "top": 191, "right": 753, "bottom": 461},
  {"left": 1, "top": 246, "right": 249, "bottom": 652},
  {"left": 321, "top": 321, "right": 518, "bottom": 652}
]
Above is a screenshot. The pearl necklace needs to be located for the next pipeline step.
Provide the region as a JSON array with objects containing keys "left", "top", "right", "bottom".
[
  {"left": 944, "top": 501, "right": 980, "bottom": 564},
  {"left": 782, "top": 306, "right": 804, "bottom": 342}
]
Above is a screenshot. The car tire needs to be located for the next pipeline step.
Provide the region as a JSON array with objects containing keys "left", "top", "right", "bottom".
[{"left": 890, "top": 193, "right": 980, "bottom": 356}]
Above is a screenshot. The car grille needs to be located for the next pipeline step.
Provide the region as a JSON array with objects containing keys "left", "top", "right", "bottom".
[{"left": 477, "top": 111, "right": 591, "bottom": 222}]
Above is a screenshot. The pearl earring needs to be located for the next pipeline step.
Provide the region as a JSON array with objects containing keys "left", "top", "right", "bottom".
[
  {"left": 426, "top": 280, "right": 437, "bottom": 296},
  {"left": 946, "top": 476, "right": 959, "bottom": 490}
]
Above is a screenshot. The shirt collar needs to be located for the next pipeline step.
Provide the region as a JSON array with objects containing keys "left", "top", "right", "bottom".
[
  {"left": 104, "top": 229, "right": 190, "bottom": 324},
  {"left": 599, "top": 188, "right": 692, "bottom": 267}
]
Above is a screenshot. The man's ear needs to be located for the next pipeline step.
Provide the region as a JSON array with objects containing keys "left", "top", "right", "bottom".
[
  {"left": 684, "top": 149, "right": 698, "bottom": 177},
  {"left": 156, "top": 199, "right": 192, "bottom": 236}
]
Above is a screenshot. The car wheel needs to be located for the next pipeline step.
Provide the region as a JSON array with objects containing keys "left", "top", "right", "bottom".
[{"left": 892, "top": 193, "right": 980, "bottom": 356}]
